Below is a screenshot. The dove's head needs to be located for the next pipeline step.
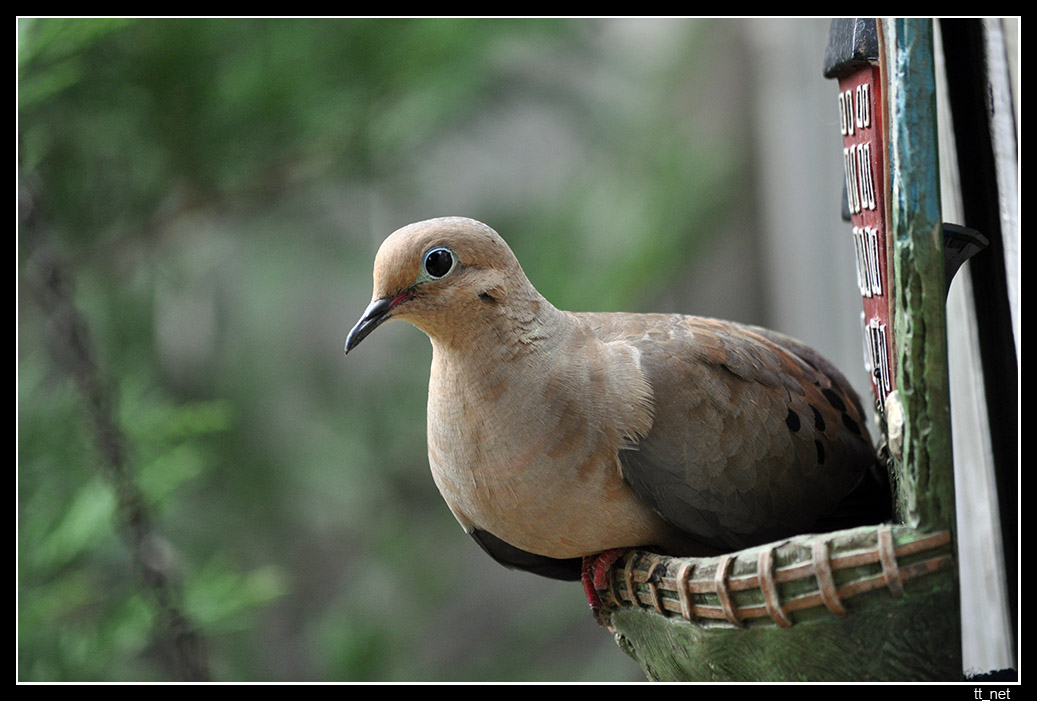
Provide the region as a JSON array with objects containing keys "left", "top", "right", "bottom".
[{"left": 345, "top": 217, "right": 539, "bottom": 353}]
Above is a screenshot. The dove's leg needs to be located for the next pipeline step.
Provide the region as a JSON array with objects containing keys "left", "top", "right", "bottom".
[{"left": 580, "top": 548, "right": 628, "bottom": 610}]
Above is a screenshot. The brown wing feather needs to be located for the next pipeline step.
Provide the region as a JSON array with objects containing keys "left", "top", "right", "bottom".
[{"left": 582, "top": 313, "right": 877, "bottom": 551}]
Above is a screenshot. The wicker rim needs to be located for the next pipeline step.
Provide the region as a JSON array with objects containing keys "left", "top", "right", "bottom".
[{"left": 600, "top": 525, "right": 954, "bottom": 628}]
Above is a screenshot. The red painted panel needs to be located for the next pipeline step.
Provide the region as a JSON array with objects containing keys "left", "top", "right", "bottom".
[{"left": 838, "top": 65, "right": 894, "bottom": 404}]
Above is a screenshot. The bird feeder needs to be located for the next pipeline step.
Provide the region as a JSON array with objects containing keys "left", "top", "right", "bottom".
[{"left": 596, "top": 19, "right": 971, "bottom": 681}]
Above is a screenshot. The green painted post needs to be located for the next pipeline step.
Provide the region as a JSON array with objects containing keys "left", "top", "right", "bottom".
[{"left": 881, "top": 18, "right": 957, "bottom": 534}]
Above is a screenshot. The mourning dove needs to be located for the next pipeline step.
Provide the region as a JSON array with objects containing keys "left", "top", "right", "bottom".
[{"left": 346, "top": 217, "right": 887, "bottom": 602}]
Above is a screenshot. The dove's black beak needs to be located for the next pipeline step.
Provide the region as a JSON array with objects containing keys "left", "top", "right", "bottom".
[
  {"left": 345, "top": 298, "right": 392, "bottom": 354},
  {"left": 344, "top": 291, "right": 412, "bottom": 354}
]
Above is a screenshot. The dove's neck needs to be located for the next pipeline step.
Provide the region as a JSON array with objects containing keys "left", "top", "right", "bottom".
[
  {"left": 426, "top": 288, "right": 654, "bottom": 468},
  {"left": 428, "top": 278, "right": 570, "bottom": 362}
]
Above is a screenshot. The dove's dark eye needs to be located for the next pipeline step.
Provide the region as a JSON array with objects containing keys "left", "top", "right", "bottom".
[{"left": 423, "top": 247, "right": 456, "bottom": 279}]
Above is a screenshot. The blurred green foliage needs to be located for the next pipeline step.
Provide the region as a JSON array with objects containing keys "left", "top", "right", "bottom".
[{"left": 18, "top": 18, "right": 745, "bottom": 681}]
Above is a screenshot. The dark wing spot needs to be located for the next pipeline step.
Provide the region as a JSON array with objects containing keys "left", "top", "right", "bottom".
[
  {"left": 810, "top": 404, "right": 826, "bottom": 432},
  {"left": 785, "top": 408, "right": 801, "bottom": 432},
  {"left": 821, "top": 387, "right": 847, "bottom": 412},
  {"left": 841, "top": 412, "right": 863, "bottom": 436},
  {"left": 815, "top": 439, "right": 826, "bottom": 465}
]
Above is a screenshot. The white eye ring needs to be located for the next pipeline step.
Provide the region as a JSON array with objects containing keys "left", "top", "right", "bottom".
[{"left": 422, "top": 247, "right": 456, "bottom": 279}]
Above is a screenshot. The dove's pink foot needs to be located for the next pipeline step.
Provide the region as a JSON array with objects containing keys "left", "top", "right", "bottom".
[{"left": 580, "top": 548, "right": 628, "bottom": 611}]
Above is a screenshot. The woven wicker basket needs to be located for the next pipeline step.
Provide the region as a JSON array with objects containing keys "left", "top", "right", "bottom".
[
  {"left": 598, "top": 524, "right": 953, "bottom": 629},
  {"left": 596, "top": 524, "right": 959, "bottom": 680}
]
